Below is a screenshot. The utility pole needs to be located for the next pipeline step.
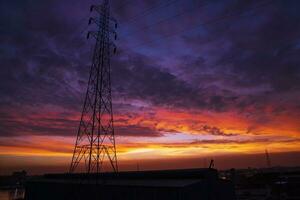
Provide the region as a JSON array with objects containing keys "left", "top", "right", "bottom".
[{"left": 70, "top": 0, "right": 118, "bottom": 174}]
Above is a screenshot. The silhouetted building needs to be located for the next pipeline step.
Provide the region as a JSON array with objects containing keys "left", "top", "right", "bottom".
[
  {"left": 230, "top": 167, "right": 300, "bottom": 200},
  {"left": 25, "top": 168, "right": 235, "bottom": 200}
]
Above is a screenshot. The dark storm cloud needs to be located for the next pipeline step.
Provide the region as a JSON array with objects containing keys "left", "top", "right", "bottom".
[
  {"left": 200, "top": 125, "right": 237, "bottom": 137},
  {"left": 0, "top": 109, "right": 77, "bottom": 137},
  {"left": 0, "top": 0, "right": 300, "bottom": 139},
  {"left": 0, "top": 0, "right": 88, "bottom": 110},
  {"left": 181, "top": 0, "right": 300, "bottom": 95},
  {"left": 115, "top": 125, "right": 162, "bottom": 137},
  {"left": 0, "top": 109, "right": 162, "bottom": 137},
  {"left": 3, "top": 0, "right": 299, "bottom": 112},
  {"left": 219, "top": 7, "right": 300, "bottom": 93},
  {"left": 170, "top": 0, "right": 300, "bottom": 116},
  {"left": 112, "top": 52, "right": 206, "bottom": 108},
  {"left": 111, "top": 51, "right": 243, "bottom": 111}
]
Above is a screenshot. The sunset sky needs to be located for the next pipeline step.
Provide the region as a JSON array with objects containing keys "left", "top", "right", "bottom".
[{"left": 1, "top": 0, "right": 300, "bottom": 175}]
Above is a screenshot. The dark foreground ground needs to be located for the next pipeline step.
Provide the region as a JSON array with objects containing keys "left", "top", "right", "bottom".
[
  {"left": 1, "top": 166, "right": 300, "bottom": 200},
  {"left": 221, "top": 166, "right": 300, "bottom": 200},
  {"left": 24, "top": 168, "right": 235, "bottom": 200}
]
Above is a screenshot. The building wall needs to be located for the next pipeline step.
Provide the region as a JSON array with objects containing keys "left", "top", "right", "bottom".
[{"left": 25, "top": 180, "right": 235, "bottom": 200}]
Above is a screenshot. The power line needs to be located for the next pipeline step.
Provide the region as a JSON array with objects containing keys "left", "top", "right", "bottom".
[
  {"left": 112, "top": 0, "right": 134, "bottom": 12},
  {"left": 124, "top": 0, "right": 180, "bottom": 24},
  {"left": 112, "top": 0, "right": 181, "bottom": 29},
  {"left": 216, "top": 35, "right": 300, "bottom": 67},
  {"left": 125, "top": 0, "right": 275, "bottom": 50},
  {"left": 83, "top": 0, "right": 204, "bottom": 40},
  {"left": 61, "top": 15, "right": 91, "bottom": 52},
  {"left": 77, "top": 17, "right": 91, "bottom": 38},
  {"left": 120, "top": 0, "right": 209, "bottom": 37}
]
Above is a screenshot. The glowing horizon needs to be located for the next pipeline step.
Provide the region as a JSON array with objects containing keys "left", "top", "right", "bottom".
[{"left": 1, "top": 0, "right": 300, "bottom": 175}]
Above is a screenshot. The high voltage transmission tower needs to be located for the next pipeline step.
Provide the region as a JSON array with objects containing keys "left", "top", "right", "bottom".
[{"left": 70, "top": 0, "right": 118, "bottom": 174}]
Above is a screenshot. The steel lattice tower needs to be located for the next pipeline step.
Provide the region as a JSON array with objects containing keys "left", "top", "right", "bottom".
[{"left": 70, "top": 0, "right": 118, "bottom": 173}]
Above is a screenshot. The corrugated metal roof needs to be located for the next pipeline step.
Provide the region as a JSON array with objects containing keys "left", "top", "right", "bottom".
[
  {"left": 31, "top": 178, "right": 203, "bottom": 188},
  {"left": 97, "top": 179, "right": 203, "bottom": 187},
  {"left": 44, "top": 168, "right": 218, "bottom": 180}
]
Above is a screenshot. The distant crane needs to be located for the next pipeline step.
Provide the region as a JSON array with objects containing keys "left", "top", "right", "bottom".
[
  {"left": 209, "top": 159, "right": 215, "bottom": 169},
  {"left": 265, "top": 149, "right": 271, "bottom": 168}
]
